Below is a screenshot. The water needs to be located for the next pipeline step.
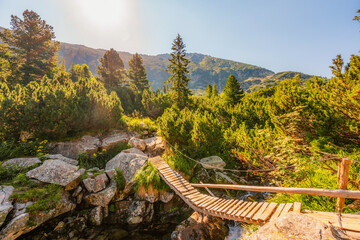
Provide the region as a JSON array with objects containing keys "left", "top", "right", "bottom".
[{"left": 225, "top": 221, "right": 244, "bottom": 240}]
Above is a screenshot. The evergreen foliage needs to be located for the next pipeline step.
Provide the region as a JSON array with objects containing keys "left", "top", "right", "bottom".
[
  {"left": 128, "top": 53, "right": 149, "bottom": 92},
  {"left": 222, "top": 74, "right": 244, "bottom": 105},
  {"left": 205, "top": 84, "right": 212, "bottom": 98},
  {"left": 97, "top": 48, "right": 126, "bottom": 88},
  {"left": 0, "top": 10, "right": 60, "bottom": 85},
  {"left": 166, "top": 34, "right": 191, "bottom": 109},
  {"left": 212, "top": 83, "right": 219, "bottom": 97}
]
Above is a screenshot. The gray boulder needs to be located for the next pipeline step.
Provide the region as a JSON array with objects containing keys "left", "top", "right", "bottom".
[
  {"left": 121, "top": 147, "right": 147, "bottom": 156},
  {"left": 128, "top": 137, "right": 146, "bottom": 151},
  {"left": 200, "top": 156, "right": 226, "bottom": 169},
  {"left": 0, "top": 186, "right": 14, "bottom": 227},
  {"left": 26, "top": 160, "right": 81, "bottom": 190},
  {"left": 2, "top": 158, "right": 41, "bottom": 168},
  {"left": 105, "top": 152, "right": 147, "bottom": 182},
  {"left": 89, "top": 206, "right": 103, "bottom": 226},
  {"left": 100, "top": 132, "right": 132, "bottom": 150},
  {"left": 49, "top": 135, "right": 100, "bottom": 159},
  {"left": 127, "top": 201, "right": 154, "bottom": 225},
  {"left": 82, "top": 173, "right": 109, "bottom": 193},
  {"left": 45, "top": 154, "right": 78, "bottom": 165},
  {"left": 84, "top": 180, "right": 117, "bottom": 207}
]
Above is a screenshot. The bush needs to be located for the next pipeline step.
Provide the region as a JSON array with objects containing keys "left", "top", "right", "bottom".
[
  {"left": 114, "top": 169, "right": 126, "bottom": 190},
  {"left": 134, "top": 162, "right": 169, "bottom": 193},
  {"left": 0, "top": 139, "right": 49, "bottom": 161}
]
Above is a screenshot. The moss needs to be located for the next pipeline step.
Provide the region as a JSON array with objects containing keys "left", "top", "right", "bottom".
[
  {"left": 114, "top": 169, "right": 126, "bottom": 190},
  {"left": 109, "top": 204, "right": 116, "bottom": 213}
]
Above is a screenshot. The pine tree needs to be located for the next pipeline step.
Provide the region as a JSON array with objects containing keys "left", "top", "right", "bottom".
[
  {"left": 0, "top": 10, "right": 60, "bottom": 85},
  {"left": 97, "top": 48, "right": 126, "bottom": 88},
  {"left": 128, "top": 53, "right": 149, "bottom": 92},
  {"left": 212, "top": 83, "right": 219, "bottom": 97},
  {"left": 205, "top": 84, "right": 212, "bottom": 98},
  {"left": 166, "top": 34, "right": 191, "bottom": 109},
  {"left": 223, "top": 74, "right": 244, "bottom": 105}
]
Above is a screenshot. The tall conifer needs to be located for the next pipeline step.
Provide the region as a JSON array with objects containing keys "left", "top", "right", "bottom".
[
  {"left": 97, "top": 48, "right": 126, "bottom": 88},
  {"left": 128, "top": 53, "right": 149, "bottom": 92},
  {"left": 223, "top": 74, "right": 244, "bottom": 105}
]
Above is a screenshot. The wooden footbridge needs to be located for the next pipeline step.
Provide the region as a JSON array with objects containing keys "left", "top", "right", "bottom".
[{"left": 149, "top": 156, "right": 360, "bottom": 234}]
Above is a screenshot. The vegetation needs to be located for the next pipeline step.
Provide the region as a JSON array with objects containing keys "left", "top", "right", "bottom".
[
  {"left": 97, "top": 48, "right": 126, "bottom": 88},
  {"left": 134, "top": 162, "right": 170, "bottom": 194},
  {"left": 114, "top": 169, "right": 126, "bottom": 190},
  {"left": 222, "top": 74, "right": 244, "bottom": 105},
  {"left": 128, "top": 53, "right": 150, "bottom": 92}
]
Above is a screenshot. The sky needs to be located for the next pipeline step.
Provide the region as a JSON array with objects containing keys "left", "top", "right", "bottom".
[{"left": 0, "top": 0, "right": 359, "bottom": 77}]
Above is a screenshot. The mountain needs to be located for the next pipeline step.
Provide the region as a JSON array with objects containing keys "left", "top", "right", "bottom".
[{"left": 58, "top": 42, "right": 274, "bottom": 91}]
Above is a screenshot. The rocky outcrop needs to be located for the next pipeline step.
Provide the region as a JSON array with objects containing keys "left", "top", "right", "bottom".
[
  {"left": 45, "top": 154, "right": 78, "bottom": 165},
  {"left": 105, "top": 152, "right": 147, "bottom": 182},
  {"left": 84, "top": 180, "right": 117, "bottom": 207},
  {"left": 26, "top": 160, "right": 81, "bottom": 190},
  {"left": 243, "top": 212, "right": 338, "bottom": 240},
  {"left": 2, "top": 158, "right": 41, "bottom": 168},
  {"left": 101, "top": 132, "right": 132, "bottom": 150},
  {"left": 171, "top": 212, "right": 228, "bottom": 240},
  {"left": 129, "top": 137, "right": 147, "bottom": 151},
  {"left": 49, "top": 135, "right": 100, "bottom": 159},
  {"left": 144, "top": 136, "right": 164, "bottom": 155},
  {"left": 0, "top": 186, "right": 14, "bottom": 227},
  {"left": 82, "top": 173, "right": 109, "bottom": 193},
  {"left": 200, "top": 156, "right": 226, "bottom": 169},
  {"left": 121, "top": 147, "right": 147, "bottom": 156},
  {"left": 127, "top": 201, "right": 154, "bottom": 224}
]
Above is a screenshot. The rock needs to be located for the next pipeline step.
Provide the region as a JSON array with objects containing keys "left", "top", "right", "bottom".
[
  {"left": 128, "top": 137, "right": 147, "bottom": 151},
  {"left": 105, "top": 169, "right": 116, "bottom": 180},
  {"left": 171, "top": 212, "right": 228, "bottom": 240},
  {"left": 0, "top": 213, "right": 30, "bottom": 240},
  {"left": 2, "top": 157, "right": 41, "bottom": 168},
  {"left": 46, "top": 154, "right": 78, "bottom": 165},
  {"left": 26, "top": 160, "right": 81, "bottom": 190},
  {"left": 121, "top": 147, "right": 147, "bottom": 156},
  {"left": 200, "top": 156, "right": 226, "bottom": 169},
  {"left": 13, "top": 202, "right": 33, "bottom": 218},
  {"left": 84, "top": 180, "right": 117, "bottom": 207},
  {"left": 0, "top": 186, "right": 14, "bottom": 227},
  {"left": 143, "top": 137, "right": 164, "bottom": 155},
  {"left": 72, "top": 186, "right": 83, "bottom": 197},
  {"left": 89, "top": 206, "right": 103, "bottom": 226},
  {"left": 82, "top": 173, "right": 109, "bottom": 193},
  {"left": 127, "top": 201, "right": 154, "bottom": 224},
  {"left": 49, "top": 135, "right": 100, "bottom": 159},
  {"left": 160, "top": 191, "right": 174, "bottom": 203},
  {"left": 100, "top": 132, "right": 132, "bottom": 150},
  {"left": 214, "top": 171, "right": 236, "bottom": 184},
  {"left": 105, "top": 152, "right": 147, "bottom": 182},
  {"left": 243, "top": 212, "right": 338, "bottom": 240}
]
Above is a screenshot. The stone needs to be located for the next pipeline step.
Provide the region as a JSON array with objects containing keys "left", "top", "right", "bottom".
[
  {"left": 2, "top": 157, "right": 41, "bottom": 168},
  {"left": 0, "top": 186, "right": 14, "bottom": 227},
  {"left": 243, "top": 212, "right": 338, "bottom": 240},
  {"left": 160, "top": 191, "right": 174, "bottom": 203},
  {"left": 72, "top": 186, "right": 83, "bottom": 197},
  {"left": 200, "top": 156, "right": 226, "bottom": 169},
  {"left": 49, "top": 135, "right": 100, "bottom": 159},
  {"left": 105, "top": 169, "right": 116, "bottom": 180},
  {"left": 128, "top": 137, "right": 147, "bottom": 151},
  {"left": 171, "top": 212, "right": 228, "bottom": 240},
  {"left": 89, "top": 206, "right": 103, "bottom": 226},
  {"left": 214, "top": 171, "right": 236, "bottom": 184},
  {"left": 100, "top": 132, "right": 132, "bottom": 150},
  {"left": 144, "top": 136, "right": 163, "bottom": 151},
  {"left": 45, "top": 154, "right": 78, "bottom": 165},
  {"left": 82, "top": 173, "right": 109, "bottom": 193},
  {"left": 0, "top": 213, "right": 30, "bottom": 240},
  {"left": 105, "top": 152, "right": 147, "bottom": 182},
  {"left": 13, "top": 202, "right": 33, "bottom": 218},
  {"left": 26, "top": 160, "right": 81, "bottom": 190},
  {"left": 121, "top": 147, "right": 147, "bottom": 156},
  {"left": 127, "top": 201, "right": 154, "bottom": 225},
  {"left": 84, "top": 180, "right": 117, "bottom": 207}
]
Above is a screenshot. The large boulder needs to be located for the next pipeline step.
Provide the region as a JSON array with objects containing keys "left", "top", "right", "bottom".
[
  {"left": 121, "top": 147, "right": 147, "bottom": 156},
  {"left": 200, "top": 156, "right": 226, "bottom": 169},
  {"left": 0, "top": 186, "right": 14, "bottom": 227},
  {"left": 26, "top": 160, "right": 81, "bottom": 190},
  {"left": 126, "top": 201, "right": 154, "bottom": 225},
  {"left": 82, "top": 173, "right": 109, "bottom": 193},
  {"left": 100, "top": 131, "right": 132, "bottom": 150},
  {"left": 144, "top": 136, "right": 164, "bottom": 156},
  {"left": 49, "top": 135, "right": 100, "bottom": 159},
  {"left": 171, "top": 212, "right": 228, "bottom": 240},
  {"left": 84, "top": 180, "right": 117, "bottom": 207},
  {"left": 45, "top": 154, "right": 78, "bottom": 166},
  {"left": 128, "top": 137, "right": 147, "bottom": 151},
  {"left": 105, "top": 152, "right": 147, "bottom": 182},
  {"left": 243, "top": 212, "right": 338, "bottom": 240},
  {"left": 2, "top": 158, "right": 41, "bottom": 168}
]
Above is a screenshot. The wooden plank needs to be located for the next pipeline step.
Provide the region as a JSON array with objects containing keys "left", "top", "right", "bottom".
[
  {"left": 216, "top": 199, "right": 235, "bottom": 213},
  {"left": 246, "top": 202, "right": 263, "bottom": 219},
  {"left": 196, "top": 197, "right": 215, "bottom": 207},
  {"left": 307, "top": 213, "right": 360, "bottom": 232},
  {"left": 270, "top": 203, "right": 285, "bottom": 222},
  {"left": 252, "top": 202, "right": 269, "bottom": 221},
  {"left": 240, "top": 202, "right": 258, "bottom": 218},
  {"left": 210, "top": 199, "right": 230, "bottom": 212},
  {"left": 234, "top": 202, "right": 252, "bottom": 217},
  {"left": 293, "top": 202, "right": 301, "bottom": 213},
  {"left": 337, "top": 159, "right": 351, "bottom": 211},
  {"left": 183, "top": 189, "right": 198, "bottom": 196},
  {"left": 200, "top": 197, "right": 219, "bottom": 208},
  {"left": 227, "top": 200, "right": 245, "bottom": 215},
  {"left": 259, "top": 202, "right": 278, "bottom": 221},
  {"left": 192, "top": 196, "right": 212, "bottom": 205},
  {"left": 207, "top": 199, "right": 227, "bottom": 211},
  {"left": 279, "top": 203, "right": 293, "bottom": 217},
  {"left": 221, "top": 200, "right": 239, "bottom": 214}
]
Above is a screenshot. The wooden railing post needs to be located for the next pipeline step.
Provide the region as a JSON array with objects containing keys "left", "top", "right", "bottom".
[{"left": 337, "top": 158, "right": 351, "bottom": 212}]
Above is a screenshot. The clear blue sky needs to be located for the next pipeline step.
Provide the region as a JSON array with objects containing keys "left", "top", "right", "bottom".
[{"left": 0, "top": 0, "right": 359, "bottom": 77}]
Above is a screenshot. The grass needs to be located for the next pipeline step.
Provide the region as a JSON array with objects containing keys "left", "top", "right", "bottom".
[
  {"left": 134, "top": 161, "right": 170, "bottom": 194},
  {"left": 114, "top": 169, "right": 126, "bottom": 190},
  {"left": 0, "top": 139, "right": 49, "bottom": 161},
  {"left": 123, "top": 115, "right": 157, "bottom": 134},
  {"left": 0, "top": 164, "right": 40, "bottom": 186}
]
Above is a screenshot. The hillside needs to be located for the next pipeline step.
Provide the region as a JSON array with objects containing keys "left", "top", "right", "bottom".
[{"left": 58, "top": 42, "right": 274, "bottom": 91}]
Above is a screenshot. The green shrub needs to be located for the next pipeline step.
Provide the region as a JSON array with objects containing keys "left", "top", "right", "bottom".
[
  {"left": 134, "top": 162, "right": 170, "bottom": 193},
  {"left": 114, "top": 169, "right": 126, "bottom": 190},
  {"left": 0, "top": 139, "right": 49, "bottom": 161}
]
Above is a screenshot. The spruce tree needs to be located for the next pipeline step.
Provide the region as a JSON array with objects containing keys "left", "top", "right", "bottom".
[
  {"left": 97, "top": 48, "right": 126, "bottom": 88},
  {"left": 0, "top": 10, "right": 60, "bottom": 85},
  {"left": 166, "top": 34, "right": 191, "bottom": 109},
  {"left": 128, "top": 53, "right": 149, "bottom": 92},
  {"left": 205, "top": 84, "right": 213, "bottom": 98},
  {"left": 212, "top": 83, "right": 219, "bottom": 97},
  {"left": 223, "top": 74, "right": 244, "bottom": 105}
]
